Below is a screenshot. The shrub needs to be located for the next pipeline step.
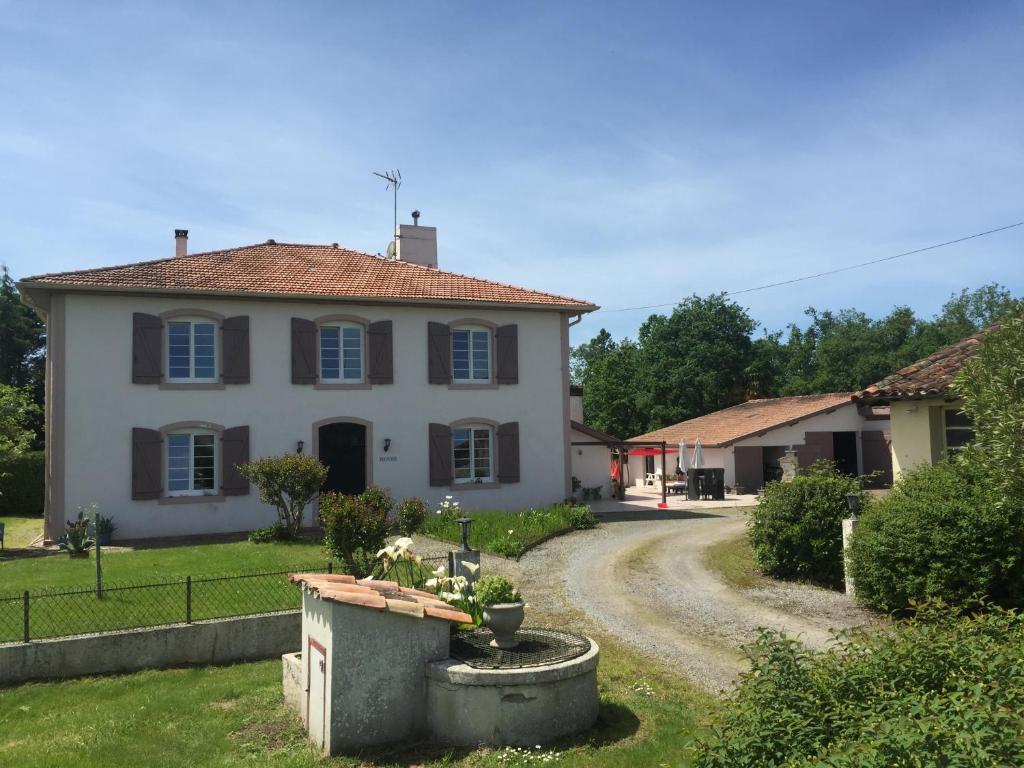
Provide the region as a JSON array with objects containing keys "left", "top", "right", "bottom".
[
  {"left": 0, "top": 450, "right": 44, "bottom": 516},
  {"left": 747, "top": 461, "right": 863, "bottom": 588},
  {"left": 567, "top": 504, "right": 597, "bottom": 530},
  {"left": 237, "top": 454, "right": 328, "bottom": 538},
  {"left": 850, "top": 458, "right": 1024, "bottom": 611},
  {"left": 320, "top": 490, "right": 391, "bottom": 577},
  {"left": 475, "top": 575, "right": 520, "bottom": 606},
  {"left": 693, "top": 603, "right": 1024, "bottom": 767},
  {"left": 487, "top": 531, "right": 525, "bottom": 558},
  {"left": 397, "top": 497, "right": 428, "bottom": 535},
  {"left": 248, "top": 522, "right": 290, "bottom": 544},
  {"left": 359, "top": 485, "right": 395, "bottom": 519}
]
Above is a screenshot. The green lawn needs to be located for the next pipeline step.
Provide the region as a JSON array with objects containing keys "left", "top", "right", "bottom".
[
  {"left": 0, "top": 515, "right": 42, "bottom": 549},
  {"left": 422, "top": 503, "right": 589, "bottom": 557},
  {"left": 0, "top": 634, "right": 716, "bottom": 768},
  {"left": 701, "top": 532, "right": 769, "bottom": 590}
]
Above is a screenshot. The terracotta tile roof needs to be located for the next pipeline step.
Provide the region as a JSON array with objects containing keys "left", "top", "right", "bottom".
[
  {"left": 856, "top": 328, "right": 989, "bottom": 402},
  {"left": 288, "top": 572, "right": 472, "bottom": 624},
  {"left": 628, "top": 392, "right": 855, "bottom": 447},
  {"left": 19, "top": 241, "right": 596, "bottom": 311}
]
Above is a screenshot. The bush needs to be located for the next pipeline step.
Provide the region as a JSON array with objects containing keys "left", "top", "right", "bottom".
[
  {"left": 693, "top": 603, "right": 1024, "bottom": 767},
  {"left": 747, "top": 461, "right": 863, "bottom": 588},
  {"left": 850, "top": 458, "right": 1024, "bottom": 611},
  {"left": 320, "top": 490, "right": 391, "bottom": 577},
  {"left": 0, "top": 450, "right": 44, "bottom": 516},
  {"left": 474, "top": 575, "right": 520, "bottom": 606},
  {"left": 359, "top": 485, "right": 395, "bottom": 519},
  {"left": 567, "top": 504, "right": 597, "bottom": 530},
  {"left": 486, "top": 532, "right": 525, "bottom": 558},
  {"left": 247, "top": 522, "right": 290, "bottom": 543},
  {"left": 397, "top": 497, "right": 428, "bottom": 535},
  {"left": 237, "top": 454, "right": 327, "bottom": 537}
]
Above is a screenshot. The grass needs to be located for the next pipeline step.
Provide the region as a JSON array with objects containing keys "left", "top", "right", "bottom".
[
  {"left": 0, "top": 633, "right": 716, "bottom": 768},
  {"left": 422, "top": 503, "right": 592, "bottom": 557},
  {"left": 701, "top": 532, "right": 769, "bottom": 590},
  {"left": 0, "top": 515, "right": 42, "bottom": 549}
]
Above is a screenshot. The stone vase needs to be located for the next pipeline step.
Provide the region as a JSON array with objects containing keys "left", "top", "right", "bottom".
[{"left": 483, "top": 601, "right": 525, "bottom": 649}]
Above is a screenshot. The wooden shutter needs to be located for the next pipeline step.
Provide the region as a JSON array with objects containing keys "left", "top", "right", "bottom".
[
  {"left": 803, "top": 432, "right": 835, "bottom": 463},
  {"left": 132, "top": 313, "right": 163, "bottom": 384},
  {"left": 131, "top": 427, "right": 163, "bottom": 500},
  {"left": 497, "top": 421, "right": 521, "bottom": 483},
  {"left": 733, "top": 445, "right": 763, "bottom": 493},
  {"left": 495, "top": 324, "right": 519, "bottom": 385},
  {"left": 429, "top": 423, "right": 453, "bottom": 486},
  {"left": 367, "top": 320, "right": 394, "bottom": 385},
  {"left": 427, "top": 322, "right": 452, "bottom": 385},
  {"left": 291, "top": 318, "right": 317, "bottom": 385},
  {"left": 860, "top": 431, "right": 893, "bottom": 488},
  {"left": 221, "top": 426, "right": 250, "bottom": 496},
  {"left": 221, "top": 316, "right": 250, "bottom": 385}
]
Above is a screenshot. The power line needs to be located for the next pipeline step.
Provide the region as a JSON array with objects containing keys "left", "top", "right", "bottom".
[{"left": 594, "top": 220, "right": 1024, "bottom": 315}]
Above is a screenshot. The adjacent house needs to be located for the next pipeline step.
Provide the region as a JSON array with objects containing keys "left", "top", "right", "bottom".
[
  {"left": 568, "top": 385, "right": 620, "bottom": 497},
  {"left": 855, "top": 329, "right": 983, "bottom": 479},
  {"left": 19, "top": 226, "right": 595, "bottom": 541},
  {"left": 627, "top": 393, "right": 892, "bottom": 492}
]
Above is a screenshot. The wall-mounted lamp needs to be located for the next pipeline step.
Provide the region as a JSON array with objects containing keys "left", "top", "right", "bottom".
[
  {"left": 383, "top": 438, "right": 392, "bottom": 453},
  {"left": 296, "top": 440, "right": 305, "bottom": 454}
]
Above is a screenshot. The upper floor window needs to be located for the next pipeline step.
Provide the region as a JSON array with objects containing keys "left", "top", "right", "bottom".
[
  {"left": 320, "top": 323, "right": 364, "bottom": 382},
  {"left": 452, "top": 327, "right": 491, "bottom": 383},
  {"left": 167, "top": 319, "right": 217, "bottom": 382},
  {"left": 944, "top": 408, "right": 974, "bottom": 452},
  {"left": 166, "top": 430, "right": 217, "bottom": 496},
  {"left": 453, "top": 424, "right": 493, "bottom": 483}
]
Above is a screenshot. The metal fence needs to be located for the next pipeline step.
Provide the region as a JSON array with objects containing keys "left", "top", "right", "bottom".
[{"left": 0, "top": 555, "right": 447, "bottom": 644}]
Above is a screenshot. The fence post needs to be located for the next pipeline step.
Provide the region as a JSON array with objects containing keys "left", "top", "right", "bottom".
[
  {"left": 185, "top": 576, "right": 192, "bottom": 624},
  {"left": 22, "top": 590, "right": 29, "bottom": 643},
  {"left": 327, "top": 561, "right": 332, "bottom": 574}
]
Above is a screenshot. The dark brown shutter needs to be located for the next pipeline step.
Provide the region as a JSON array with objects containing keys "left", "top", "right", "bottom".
[
  {"left": 803, "top": 432, "right": 835, "bottom": 462},
  {"left": 221, "top": 426, "right": 250, "bottom": 496},
  {"left": 131, "top": 427, "right": 163, "bottom": 500},
  {"left": 221, "top": 316, "right": 250, "bottom": 385},
  {"left": 291, "top": 318, "right": 317, "bottom": 385},
  {"left": 497, "top": 421, "right": 521, "bottom": 483},
  {"left": 860, "top": 431, "right": 893, "bottom": 488},
  {"left": 429, "top": 423, "right": 453, "bottom": 486},
  {"left": 132, "top": 313, "right": 163, "bottom": 384},
  {"left": 733, "top": 446, "right": 763, "bottom": 493},
  {"left": 367, "top": 320, "right": 394, "bottom": 385},
  {"left": 495, "top": 324, "right": 519, "bottom": 385},
  {"left": 427, "top": 322, "right": 452, "bottom": 385}
]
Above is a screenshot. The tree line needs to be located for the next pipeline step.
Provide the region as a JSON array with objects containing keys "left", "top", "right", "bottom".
[
  {"left": 0, "top": 266, "right": 45, "bottom": 461},
  {"left": 571, "top": 284, "right": 1020, "bottom": 439}
]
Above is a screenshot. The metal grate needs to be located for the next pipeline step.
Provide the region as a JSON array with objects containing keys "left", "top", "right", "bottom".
[{"left": 450, "top": 627, "right": 591, "bottom": 669}]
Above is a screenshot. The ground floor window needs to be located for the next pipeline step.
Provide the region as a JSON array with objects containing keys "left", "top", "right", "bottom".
[
  {"left": 944, "top": 408, "right": 974, "bottom": 452},
  {"left": 453, "top": 425, "right": 493, "bottom": 483},
  {"left": 167, "top": 431, "right": 217, "bottom": 495}
]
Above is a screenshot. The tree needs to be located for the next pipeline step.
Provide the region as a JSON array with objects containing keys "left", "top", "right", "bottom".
[
  {"left": 580, "top": 340, "right": 645, "bottom": 438},
  {"left": 0, "top": 267, "right": 45, "bottom": 441},
  {"left": 570, "top": 328, "right": 615, "bottom": 385},
  {"left": 237, "top": 453, "right": 328, "bottom": 537},
  {"left": 0, "top": 384, "right": 39, "bottom": 464}
]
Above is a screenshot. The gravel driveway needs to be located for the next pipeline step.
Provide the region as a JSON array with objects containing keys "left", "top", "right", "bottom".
[{"left": 418, "top": 494, "right": 879, "bottom": 693}]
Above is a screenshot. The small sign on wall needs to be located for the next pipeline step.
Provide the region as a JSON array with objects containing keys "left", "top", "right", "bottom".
[{"left": 378, "top": 455, "right": 398, "bottom": 463}]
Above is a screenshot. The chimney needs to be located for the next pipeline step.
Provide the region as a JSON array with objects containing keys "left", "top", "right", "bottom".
[
  {"left": 395, "top": 211, "right": 437, "bottom": 268},
  {"left": 174, "top": 229, "right": 188, "bottom": 258}
]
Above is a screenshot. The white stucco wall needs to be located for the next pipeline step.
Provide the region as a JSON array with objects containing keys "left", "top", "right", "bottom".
[
  {"left": 60, "top": 293, "right": 570, "bottom": 538},
  {"left": 627, "top": 403, "right": 890, "bottom": 488},
  {"left": 569, "top": 428, "right": 612, "bottom": 497},
  {"left": 888, "top": 396, "right": 958, "bottom": 479}
]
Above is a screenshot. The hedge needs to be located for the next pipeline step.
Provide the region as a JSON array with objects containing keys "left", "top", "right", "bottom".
[{"left": 0, "top": 451, "right": 44, "bottom": 517}]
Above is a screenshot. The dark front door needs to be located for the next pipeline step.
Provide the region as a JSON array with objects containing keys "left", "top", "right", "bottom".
[
  {"left": 832, "top": 431, "right": 858, "bottom": 476},
  {"left": 318, "top": 422, "right": 367, "bottom": 495}
]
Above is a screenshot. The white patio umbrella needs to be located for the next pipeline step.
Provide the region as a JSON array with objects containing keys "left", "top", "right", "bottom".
[
  {"left": 692, "top": 438, "right": 704, "bottom": 469},
  {"left": 678, "top": 440, "right": 689, "bottom": 473}
]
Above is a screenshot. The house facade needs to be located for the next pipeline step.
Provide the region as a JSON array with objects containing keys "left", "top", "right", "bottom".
[
  {"left": 627, "top": 393, "right": 892, "bottom": 492},
  {"left": 855, "top": 330, "right": 983, "bottom": 479},
  {"left": 20, "top": 228, "right": 595, "bottom": 541}
]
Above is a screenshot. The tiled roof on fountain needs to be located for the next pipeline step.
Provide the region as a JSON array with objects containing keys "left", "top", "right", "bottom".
[{"left": 288, "top": 572, "right": 472, "bottom": 624}]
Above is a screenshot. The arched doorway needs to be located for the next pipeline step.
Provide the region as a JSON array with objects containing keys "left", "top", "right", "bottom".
[{"left": 317, "top": 421, "right": 368, "bottom": 495}]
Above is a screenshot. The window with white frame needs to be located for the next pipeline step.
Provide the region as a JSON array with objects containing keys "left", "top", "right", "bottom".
[
  {"left": 167, "top": 431, "right": 218, "bottom": 496},
  {"left": 453, "top": 425, "right": 493, "bottom": 483},
  {"left": 452, "top": 327, "right": 491, "bottom": 382},
  {"left": 320, "top": 324, "right": 364, "bottom": 382},
  {"left": 944, "top": 408, "right": 974, "bottom": 452},
  {"left": 167, "top": 319, "right": 217, "bottom": 381}
]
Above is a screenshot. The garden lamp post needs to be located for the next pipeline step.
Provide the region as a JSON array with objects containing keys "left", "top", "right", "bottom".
[
  {"left": 92, "top": 508, "right": 103, "bottom": 598},
  {"left": 842, "top": 492, "right": 860, "bottom": 597},
  {"left": 844, "top": 492, "right": 860, "bottom": 521},
  {"left": 457, "top": 517, "right": 473, "bottom": 551}
]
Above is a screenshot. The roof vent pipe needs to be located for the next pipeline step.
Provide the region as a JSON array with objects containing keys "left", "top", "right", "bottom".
[
  {"left": 411, "top": 210, "right": 421, "bottom": 225},
  {"left": 174, "top": 229, "right": 188, "bottom": 258}
]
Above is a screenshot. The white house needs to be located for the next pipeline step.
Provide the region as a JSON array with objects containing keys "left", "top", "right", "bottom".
[
  {"left": 627, "top": 393, "right": 892, "bottom": 492},
  {"left": 568, "top": 385, "right": 619, "bottom": 498},
  {"left": 20, "top": 226, "right": 596, "bottom": 541}
]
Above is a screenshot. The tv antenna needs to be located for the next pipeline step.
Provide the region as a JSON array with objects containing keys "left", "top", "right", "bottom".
[{"left": 373, "top": 169, "right": 402, "bottom": 240}]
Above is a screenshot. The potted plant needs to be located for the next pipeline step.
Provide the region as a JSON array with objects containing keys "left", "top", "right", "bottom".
[
  {"left": 94, "top": 513, "right": 116, "bottom": 546},
  {"left": 59, "top": 510, "right": 94, "bottom": 558},
  {"left": 475, "top": 575, "right": 524, "bottom": 649}
]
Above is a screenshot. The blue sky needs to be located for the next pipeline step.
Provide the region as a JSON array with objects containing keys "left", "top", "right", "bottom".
[{"left": 2, "top": 1, "right": 1022, "bottom": 344}]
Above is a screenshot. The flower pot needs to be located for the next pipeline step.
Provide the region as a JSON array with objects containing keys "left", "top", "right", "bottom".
[
  {"left": 482, "top": 601, "right": 525, "bottom": 649},
  {"left": 68, "top": 551, "right": 89, "bottom": 559}
]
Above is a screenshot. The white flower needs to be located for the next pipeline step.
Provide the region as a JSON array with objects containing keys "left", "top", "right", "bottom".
[
  {"left": 394, "top": 536, "right": 413, "bottom": 549},
  {"left": 425, "top": 578, "right": 438, "bottom": 588},
  {"left": 460, "top": 560, "right": 480, "bottom": 575},
  {"left": 507, "top": 529, "right": 514, "bottom": 535},
  {"left": 433, "top": 565, "right": 446, "bottom": 578}
]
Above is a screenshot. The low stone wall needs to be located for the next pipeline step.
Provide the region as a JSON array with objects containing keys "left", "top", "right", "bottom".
[{"left": 0, "top": 611, "right": 300, "bottom": 686}]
